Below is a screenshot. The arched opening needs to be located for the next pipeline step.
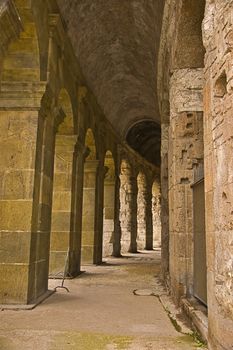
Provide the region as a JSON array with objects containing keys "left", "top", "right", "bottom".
[
  {"left": 152, "top": 180, "right": 161, "bottom": 248},
  {"left": 102, "top": 151, "right": 115, "bottom": 258},
  {"left": 49, "top": 89, "right": 76, "bottom": 277},
  {"left": 126, "top": 121, "right": 161, "bottom": 166},
  {"left": 81, "top": 128, "right": 98, "bottom": 265}
]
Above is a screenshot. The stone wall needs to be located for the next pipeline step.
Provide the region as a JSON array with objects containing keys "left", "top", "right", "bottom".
[
  {"left": 203, "top": 1, "right": 233, "bottom": 349},
  {"left": 158, "top": 0, "right": 233, "bottom": 348}
]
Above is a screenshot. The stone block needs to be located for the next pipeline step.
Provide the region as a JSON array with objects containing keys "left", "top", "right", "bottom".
[
  {"left": 51, "top": 211, "right": 71, "bottom": 232},
  {"left": 0, "top": 264, "right": 29, "bottom": 304},
  {"left": 50, "top": 231, "right": 70, "bottom": 251},
  {"left": 49, "top": 251, "right": 67, "bottom": 275},
  {"left": 81, "top": 230, "right": 95, "bottom": 245},
  {"left": 0, "top": 231, "right": 31, "bottom": 263},
  {"left": 0, "top": 200, "right": 32, "bottom": 231},
  {"left": 81, "top": 245, "right": 94, "bottom": 264},
  {"left": 52, "top": 191, "right": 71, "bottom": 211},
  {"left": 0, "top": 170, "right": 34, "bottom": 200}
]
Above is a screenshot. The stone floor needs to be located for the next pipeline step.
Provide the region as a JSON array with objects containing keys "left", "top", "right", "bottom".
[{"left": 0, "top": 250, "right": 207, "bottom": 349}]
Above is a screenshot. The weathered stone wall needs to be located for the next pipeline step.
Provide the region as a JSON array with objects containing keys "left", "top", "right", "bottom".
[
  {"left": 169, "top": 69, "right": 204, "bottom": 301},
  {"left": 158, "top": 0, "right": 233, "bottom": 348},
  {"left": 203, "top": 1, "right": 233, "bottom": 348}
]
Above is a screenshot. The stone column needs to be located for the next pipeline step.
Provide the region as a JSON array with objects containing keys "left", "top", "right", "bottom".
[
  {"left": 0, "top": 82, "right": 56, "bottom": 305},
  {"left": 169, "top": 69, "right": 204, "bottom": 302},
  {"left": 160, "top": 123, "right": 169, "bottom": 283},
  {"left": 94, "top": 163, "right": 107, "bottom": 265},
  {"left": 152, "top": 182, "right": 161, "bottom": 248},
  {"left": 112, "top": 174, "right": 121, "bottom": 257},
  {"left": 145, "top": 181, "right": 153, "bottom": 250},
  {"left": 103, "top": 170, "right": 115, "bottom": 257},
  {"left": 68, "top": 141, "right": 87, "bottom": 275},
  {"left": 137, "top": 174, "right": 153, "bottom": 250},
  {"left": 49, "top": 135, "right": 76, "bottom": 276},
  {"left": 137, "top": 173, "right": 147, "bottom": 250},
  {"left": 120, "top": 161, "right": 137, "bottom": 253},
  {"left": 81, "top": 160, "right": 99, "bottom": 265}
]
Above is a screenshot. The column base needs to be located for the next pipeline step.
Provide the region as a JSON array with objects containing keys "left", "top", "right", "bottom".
[{"left": 0, "top": 290, "right": 55, "bottom": 311}]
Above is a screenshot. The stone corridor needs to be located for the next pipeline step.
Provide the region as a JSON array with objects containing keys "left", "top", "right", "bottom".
[{"left": 0, "top": 250, "right": 205, "bottom": 350}]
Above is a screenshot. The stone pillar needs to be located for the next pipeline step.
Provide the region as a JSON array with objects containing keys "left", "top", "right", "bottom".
[
  {"left": 160, "top": 123, "right": 169, "bottom": 283},
  {"left": 0, "top": 82, "right": 56, "bottom": 305},
  {"left": 169, "top": 69, "right": 204, "bottom": 302},
  {"left": 68, "top": 141, "right": 89, "bottom": 275},
  {"left": 81, "top": 160, "right": 99, "bottom": 265},
  {"left": 49, "top": 135, "right": 76, "bottom": 276},
  {"left": 137, "top": 173, "right": 147, "bottom": 250},
  {"left": 94, "top": 163, "right": 107, "bottom": 265},
  {"left": 152, "top": 182, "right": 161, "bottom": 248},
  {"left": 203, "top": 2, "right": 233, "bottom": 348},
  {"left": 145, "top": 181, "right": 153, "bottom": 250},
  {"left": 120, "top": 161, "right": 137, "bottom": 253},
  {"left": 103, "top": 171, "right": 115, "bottom": 257},
  {"left": 112, "top": 174, "right": 121, "bottom": 257}
]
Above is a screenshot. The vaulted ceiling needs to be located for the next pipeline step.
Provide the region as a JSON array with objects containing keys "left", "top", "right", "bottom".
[{"left": 57, "top": 0, "right": 165, "bottom": 165}]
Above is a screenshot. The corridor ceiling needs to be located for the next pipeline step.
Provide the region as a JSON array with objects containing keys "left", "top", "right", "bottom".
[{"left": 58, "top": 0, "right": 165, "bottom": 165}]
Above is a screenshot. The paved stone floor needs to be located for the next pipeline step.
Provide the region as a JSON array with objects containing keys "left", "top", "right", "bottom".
[{"left": 0, "top": 250, "right": 207, "bottom": 349}]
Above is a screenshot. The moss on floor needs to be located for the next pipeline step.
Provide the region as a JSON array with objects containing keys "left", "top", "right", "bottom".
[{"left": 50, "top": 332, "right": 133, "bottom": 350}]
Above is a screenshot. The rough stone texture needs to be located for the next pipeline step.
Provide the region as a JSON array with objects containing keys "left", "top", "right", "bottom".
[
  {"left": 49, "top": 135, "right": 76, "bottom": 275},
  {"left": 56, "top": 0, "right": 165, "bottom": 137},
  {"left": 158, "top": 1, "right": 233, "bottom": 349},
  {"left": 119, "top": 160, "right": 138, "bottom": 254},
  {"left": 0, "top": 251, "right": 202, "bottom": 350},
  {"left": 137, "top": 173, "right": 147, "bottom": 250},
  {"left": 169, "top": 69, "right": 204, "bottom": 301},
  {"left": 160, "top": 123, "right": 169, "bottom": 283},
  {"left": 152, "top": 181, "right": 161, "bottom": 247},
  {"left": 103, "top": 153, "right": 115, "bottom": 257},
  {"left": 1, "top": 1, "right": 233, "bottom": 349},
  {"left": 203, "top": 1, "right": 233, "bottom": 349}
]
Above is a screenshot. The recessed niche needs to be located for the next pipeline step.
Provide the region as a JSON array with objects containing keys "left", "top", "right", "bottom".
[{"left": 214, "top": 71, "right": 227, "bottom": 98}]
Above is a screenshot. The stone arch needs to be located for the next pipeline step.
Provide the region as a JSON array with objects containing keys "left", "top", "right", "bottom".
[
  {"left": 103, "top": 150, "right": 116, "bottom": 257},
  {"left": 49, "top": 88, "right": 77, "bottom": 276},
  {"left": 1, "top": 1, "right": 42, "bottom": 82},
  {"left": 126, "top": 120, "right": 161, "bottom": 166}
]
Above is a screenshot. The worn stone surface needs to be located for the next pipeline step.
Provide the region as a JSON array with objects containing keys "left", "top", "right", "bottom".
[
  {"left": 152, "top": 180, "right": 161, "bottom": 247},
  {"left": 0, "top": 251, "right": 203, "bottom": 350},
  {"left": 158, "top": 1, "right": 233, "bottom": 349}
]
